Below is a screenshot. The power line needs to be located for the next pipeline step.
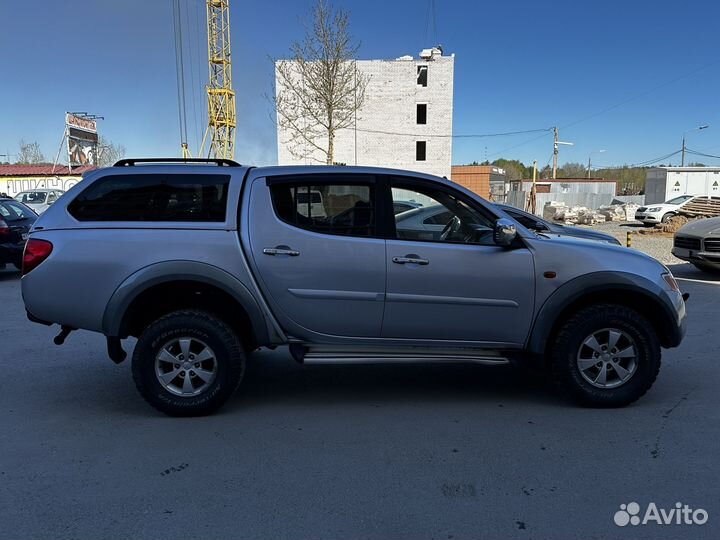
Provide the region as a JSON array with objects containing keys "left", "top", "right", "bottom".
[
  {"left": 685, "top": 148, "right": 720, "bottom": 160},
  {"left": 560, "top": 58, "right": 720, "bottom": 131},
  {"left": 593, "top": 149, "right": 682, "bottom": 169},
  {"left": 485, "top": 130, "right": 555, "bottom": 159},
  {"left": 353, "top": 127, "right": 552, "bottom": 139}
]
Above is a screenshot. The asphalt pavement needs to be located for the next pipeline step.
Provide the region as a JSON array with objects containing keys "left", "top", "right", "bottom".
[{"left": 1, "top": 263, "right": 719, "bottom": 540}]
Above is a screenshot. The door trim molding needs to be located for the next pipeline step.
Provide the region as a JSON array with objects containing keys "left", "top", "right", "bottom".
[
  {"left": 386, "top": 292, "right": 518, "bottom": 307},
  {"left": 288, "top": 288, "right": 384, "bottom": 302}
]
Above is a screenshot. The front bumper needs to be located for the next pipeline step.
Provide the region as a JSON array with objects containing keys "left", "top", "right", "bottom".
[
  {"left": 635, "top": 211, "right": 660, "bottom": 223},
  {"left": 672, "top": 246, "right": 720, "bottom": 267}
]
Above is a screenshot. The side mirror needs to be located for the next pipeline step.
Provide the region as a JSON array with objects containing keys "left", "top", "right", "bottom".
[
  {"left": 494, "top": 218, "right": 517, "bottom": 246},
  {"left": 534, "top": 221, "right": 549, "bottom": 231}
]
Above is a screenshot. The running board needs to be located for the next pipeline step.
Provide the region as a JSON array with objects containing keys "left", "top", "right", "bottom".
[{"left": 295, "top": 345, "right": 510, "bottom": 366}]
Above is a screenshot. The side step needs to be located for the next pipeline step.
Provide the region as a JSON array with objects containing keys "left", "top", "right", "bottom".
[{"left": 291, "top": 345, "right": 510, "bottom": 366}]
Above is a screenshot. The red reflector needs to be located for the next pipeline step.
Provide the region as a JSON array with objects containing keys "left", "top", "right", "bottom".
[{"left": 22, "top": 239, "right": 53, "bottom": 275}]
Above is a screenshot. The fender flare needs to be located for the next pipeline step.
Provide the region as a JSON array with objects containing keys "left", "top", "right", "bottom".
[
  {"left": 102, "top": 260, "right": 271, "bottom": 344},
  {"left": 526, "top": 271, "right": 682, "bottom": 354}
]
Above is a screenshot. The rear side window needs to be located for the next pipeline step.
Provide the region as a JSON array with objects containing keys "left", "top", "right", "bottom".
[
  {"left": 270, "top": 181, "right": 376, "bottom": 237},
  {"left": 0, "top": 201, "right": 36, "bottom": 220},
  {"left": 68, "top": 174, "right": 230, "bottom": 222}
]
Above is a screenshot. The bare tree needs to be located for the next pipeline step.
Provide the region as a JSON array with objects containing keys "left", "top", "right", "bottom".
[
  {"left": 96, "top": 136, "right": 126, "bottom": 167},
  {"left": 273, "top": 0, "right": 368, "bottom": 164},
  {"left": 16, "top": 140, "right": 46, "bottom": 164}
]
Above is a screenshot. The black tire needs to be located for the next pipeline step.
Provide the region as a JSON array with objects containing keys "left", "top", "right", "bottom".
[
  {"left": 550, "top": 304, "right": 660, "bottom": 407},
  {"left": 661, "top": 212, "right": 675, "bottom": 223},
  {"left": 132, "top": 310, "right": 245, "bottom": 416}
]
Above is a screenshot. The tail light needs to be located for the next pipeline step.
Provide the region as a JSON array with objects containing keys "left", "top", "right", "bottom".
[
  {"left": 0, "top": 219, "right": 9, "bottom": 239},
  {"left": 22, "top": 239, "right": 53, "bottom": 275}
]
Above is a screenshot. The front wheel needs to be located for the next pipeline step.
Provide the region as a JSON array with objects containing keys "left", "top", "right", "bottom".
[
  {"left": 132, "top": 310, "right": 246, "bottom": 416},
  {"left": 550, "top": 304, "right": 660, "bottom": 407},
  {"left": 661, "top": 212, "right": 675, "bottom": 223}
]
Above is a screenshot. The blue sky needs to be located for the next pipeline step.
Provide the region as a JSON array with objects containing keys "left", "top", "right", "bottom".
[{"left": 1, "top": 0, "right": 719, "bottom": 168}]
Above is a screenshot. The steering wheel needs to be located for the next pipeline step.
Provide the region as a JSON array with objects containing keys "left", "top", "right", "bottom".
[{"left": 440, "top": 215, "right": 461, "bottom": 241}]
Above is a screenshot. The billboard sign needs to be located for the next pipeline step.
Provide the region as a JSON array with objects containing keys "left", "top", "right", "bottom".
[{"left": 66, "top": 113, "right": 99, "bottom": 166}]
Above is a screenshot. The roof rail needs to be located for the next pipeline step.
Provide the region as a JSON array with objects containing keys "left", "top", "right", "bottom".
[{"left": 113, "top": 157, "right": 241, "bottom": 167}]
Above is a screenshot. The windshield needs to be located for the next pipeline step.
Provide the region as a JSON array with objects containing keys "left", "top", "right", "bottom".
[
  {"left": 665, "top": 195, "right": 693, "bottom": 205},
  {"left": 16, "top": 191, "right": 47, "bottom": 204}
]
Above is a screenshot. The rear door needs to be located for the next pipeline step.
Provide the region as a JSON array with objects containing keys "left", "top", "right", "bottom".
[
  {"left": 381, "top": 176, "right": 536, "bottom": 345},
  {"left": 246, "top": 173, "right": 387, "bottom": 337}
]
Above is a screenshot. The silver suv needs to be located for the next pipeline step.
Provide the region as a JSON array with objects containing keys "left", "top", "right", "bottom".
[{"left": 21, "top": 158, "right": 687, "bottom": 416}]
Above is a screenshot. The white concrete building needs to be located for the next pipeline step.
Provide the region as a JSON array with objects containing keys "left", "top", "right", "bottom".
[
  {"left": 276, "top": 47, "right": 455, "bottom": 178},
  {"left": 645, "top": 167, "right": 720, "bottom": 204}
]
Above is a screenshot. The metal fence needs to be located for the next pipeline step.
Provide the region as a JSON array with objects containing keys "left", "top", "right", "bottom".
[{"left": 505, "top": 191, "right": 617, "bottom": 215}]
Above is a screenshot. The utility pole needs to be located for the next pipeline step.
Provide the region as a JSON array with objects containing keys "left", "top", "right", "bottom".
[
  {"left": 681, "top": 134, "right": 686, "bottom": 167},
  {"left": 526, "top": 159, "right": 537, "bottom": 214},
  {"left": 587, "top": 149, "right": 606, "bottom": 178},
  {"left": 552, "top": 127, "right": 558, "bottom": 180},
  {"left": 552, "top": 126, "right": 574, "bottom": 179},
  {"left": 681, "top": 125, "right": 710, "bottom": 166}
]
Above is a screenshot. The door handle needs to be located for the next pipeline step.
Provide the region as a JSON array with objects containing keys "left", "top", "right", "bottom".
[
  {"left": 263, "top": 247, "right": 300, "bottom": 256},
  {"left": 392, "top": 255, "right": 429, "bottom": 265}
]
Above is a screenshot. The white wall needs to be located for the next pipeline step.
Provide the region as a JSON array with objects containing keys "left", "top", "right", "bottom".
[
  {"left": 645, "top": 169, "right": 720, "bottom": 204},
  {"left": 276, "top": 53, "right": 454, "bottom": 179}
]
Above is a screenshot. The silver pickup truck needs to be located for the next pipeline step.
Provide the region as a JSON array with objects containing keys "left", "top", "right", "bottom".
[{"left": 21, "top": 158, "right": 687, "bottom": 416}]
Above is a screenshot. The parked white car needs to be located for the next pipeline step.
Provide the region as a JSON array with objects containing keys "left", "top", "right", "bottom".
[
  {"left": 635, "top": 195, "right": 695, "bottom": 225},
  {"left": 14, "top": 189, "right": 64, "bottom": 214}
]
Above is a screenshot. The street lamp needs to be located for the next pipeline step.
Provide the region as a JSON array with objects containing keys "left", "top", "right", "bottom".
[
  {"left": 587, "top": 149, "right": 606, "bottom": 178},
  {"left": 681, "top": 125, "right": 709, "bottom": 166}
]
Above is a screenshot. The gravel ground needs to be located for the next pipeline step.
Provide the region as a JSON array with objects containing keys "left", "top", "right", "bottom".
[{"left": 574, "top": 220, "right": 685, "bottom": 265}]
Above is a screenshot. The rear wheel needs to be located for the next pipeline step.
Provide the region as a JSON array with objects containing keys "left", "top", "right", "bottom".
[
  {"left": 550, "top": 304, "right": 660, "bottom": 407},
  {"left": 132, "top": 310, "right": 245, "bottom": 416}
]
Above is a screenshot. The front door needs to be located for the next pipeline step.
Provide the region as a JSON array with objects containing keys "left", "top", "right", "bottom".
[
  {"left": 382, "top": 177, "right": 535, "bottom": 345},
  {"left": 247, "top": 173, "right": 386, "bottom": 338}
]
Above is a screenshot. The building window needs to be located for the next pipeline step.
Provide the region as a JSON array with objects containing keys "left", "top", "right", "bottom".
[
  {"left": 416, "top": 141, "right": 427, "bottom": 161},
  {"left": 416, "top": 103, "right": 427, "bottom": 124},
  {"left": 417, "top": 65, "right": 428, "bottom": 87}
]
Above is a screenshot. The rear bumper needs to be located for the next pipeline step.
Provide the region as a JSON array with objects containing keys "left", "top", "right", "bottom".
[{"left": 0, "top": 243, "right": 23, "bottom": 265}]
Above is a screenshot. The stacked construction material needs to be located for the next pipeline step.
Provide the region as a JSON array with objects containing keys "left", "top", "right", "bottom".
[{"left": 678, "top": 196, "right": 720, "bottom": 218}]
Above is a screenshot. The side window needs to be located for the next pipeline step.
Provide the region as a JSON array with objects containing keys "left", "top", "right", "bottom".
[
  {"left": 4, "top": 201, "right": 36, "bottom": 219},
  {"left": 270, "top": 180, "right": 376, "bottom": 237},
  {"left": 68, "top": 174, "right": 230, "bottom": 222},
  {"left": 505, "top": 210, "right": 537, "bottom": 229},
  {"left": 392, "top": 181, "right": 495, "bottom": 245}
]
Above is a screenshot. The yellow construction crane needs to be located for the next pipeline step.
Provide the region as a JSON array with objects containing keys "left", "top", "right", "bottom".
[
  {"left": 173, "top": 0, "right": 236, "bottom": 160},
  {"left": 200, "top": 0, "right": 236, "bottom": 160}
]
